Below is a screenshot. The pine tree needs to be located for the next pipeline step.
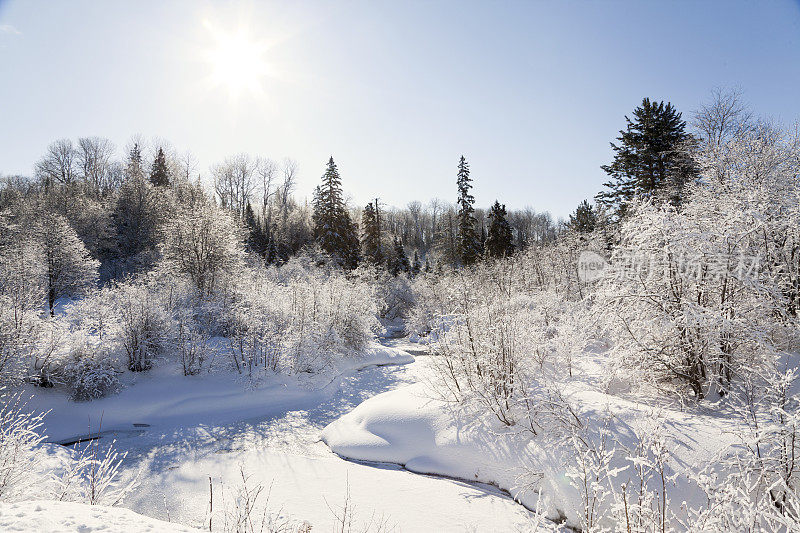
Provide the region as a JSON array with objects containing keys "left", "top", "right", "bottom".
[
  {"left": 456, "top": 156, "right": 480, "bottom": 265},
  {"left": 244, "top": 202, "right": 268, "bottom": 257},
  {"left": 312, "top": 157, "right": 360, "bottom": 269},
  {"left": 150, "top": 147, "right": 171, "bottom": 187},
  {"left": 411, "top": 250, "right": 422, "bottom": 277},
  {"left": 597, "top": 98, "right": 698, "bottom": 219},
  {"left": 485, "top": 201, "right": 514, "bottom": 258},
  {"left": 567, "top": 199, "right": 599, "bottom": 234},
  {"left": 127, "top": 142, "right": 143, "bottom": 179},
  {"left": 361, "top": 200, "right": 384, "bottom": 264},
  {"left": 424, "top": 259, "right": 431, "bottom": 274},
  {"left": 390, "top": 236, "right": 410, "bottom": 276},
  {"left": 266, "top": 235, "right": 279, "bottom": 265}
]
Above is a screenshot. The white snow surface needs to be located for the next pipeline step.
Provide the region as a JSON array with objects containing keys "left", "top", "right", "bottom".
[
  {"left": 20, "top": 339, "right": 542, "bottom": 532},
  {"left": 24, "top": 341, "right": 413, "bottom": 443},
  {"left": 0, "top": 500, "right": 200, "bottom": 532},
  {"left": 322, "top": 351, "right": 739, "bottom": 527}
]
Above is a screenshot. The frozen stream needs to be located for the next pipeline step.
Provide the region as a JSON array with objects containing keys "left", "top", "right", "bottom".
[{"left": 86, "top": 337, "right": 537, "bottom": 532}]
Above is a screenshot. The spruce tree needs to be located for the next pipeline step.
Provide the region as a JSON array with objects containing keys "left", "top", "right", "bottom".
[
  {"left": 411, "top": 250, "right": 422, "bottom": 277},
  {"left": 244, "top": 202, "right": 268, "bottom": 257},
  {"left": 455, "top": 156, "right": 480, "bottom": 265},
  {"left": 361, "top": 200, "right": 384, "bottom": 264},
  {"left": 567, "top": 200, "right": 598, "bottom": 234},
  {"left": 150, "top": 147, "right": 171, "bottom": 187},
  {"left": 485, "top": 201, "right": 514, "bottom": 258},
  {"left": 390, "top": 236, "right": 410, "bottom": 276},
  {"left": 266, "top": 231, "right": 279, "bottom": 265},
  {"left": 312, "top": 157, "right": 360, "bottom": 269},
  {"left": 127, "top": 142, "right": 143, "bottom": 180},
  {"left": 597, "top": 98, "right": 698, "bottom": 219}
]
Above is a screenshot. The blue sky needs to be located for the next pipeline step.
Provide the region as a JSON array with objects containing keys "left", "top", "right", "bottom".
[{"left": 1, "top": 0, "right": 799, "bottom": 218}]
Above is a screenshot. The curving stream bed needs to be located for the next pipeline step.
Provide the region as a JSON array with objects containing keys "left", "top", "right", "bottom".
[{"left": 93, "top": 337, "right": 537, "bottom": 532}]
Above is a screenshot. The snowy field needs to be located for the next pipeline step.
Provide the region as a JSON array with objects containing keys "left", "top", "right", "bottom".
[{"left": 17, "top": 337, "right": 544, "bottom": 532}]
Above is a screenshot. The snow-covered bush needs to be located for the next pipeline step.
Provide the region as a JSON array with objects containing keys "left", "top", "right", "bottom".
[
  {"left": 0, "top": 390, "right": 46, "bottom": 502},
  {"left": 354, "top": 265, "right": 416, "bottom": 320},
  {"left": 175, "top": 320, "right": 212, "bottom": 376},
  {"left": 225, "top": 264, "right": 379, "bottom": 376},
  {"left": 596, "top": 166, "right": 798, "bottom": 400},
  {"left": 61, "top": 344, "right": 119, "bottom": 401},
  {"left": 421, "top": 251, "right": 584, "bottom": 431},
  {"left": 110, "top": 278, "right": 173, "bottom": 372},
  {"left": 682, "top": 364, "right": 800, "bottom": 530}
]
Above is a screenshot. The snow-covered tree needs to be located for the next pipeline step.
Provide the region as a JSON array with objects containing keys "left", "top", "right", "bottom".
[
  {"left": 36, "top": 212, "right": 99, "bottom": 315},
  {"left": 159, "top": 201, "right": 245, "bottom": 296}
]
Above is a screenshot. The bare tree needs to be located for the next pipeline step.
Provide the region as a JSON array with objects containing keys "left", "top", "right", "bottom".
[
  {"left": 179, "top": 151, "right": 198, "bottom": 183},
  {"left": 36, "top": 139, "right": 77, "bottom": 189},
  {"left": 694, "top": 88, "right": 754, "bottom": 182},
  {"left": 76, "top": 137, "right": 115, "bottom": 196},
  {"left": 212, "top": 154, "right": 258, "bottom": 218},
  {"left": 257, "top": 157, "right": 278, "bottom": 223}
]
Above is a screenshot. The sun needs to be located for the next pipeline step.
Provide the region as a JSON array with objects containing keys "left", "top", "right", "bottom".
[{"left": 203, "top": 20, "right": 270, "bottom": 100}]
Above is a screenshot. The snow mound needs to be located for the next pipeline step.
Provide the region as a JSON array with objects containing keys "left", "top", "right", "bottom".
[
  {"left": 0, "top": 500, "right": 201, "bottom": 532},
  {"left": 349, "top": 343, "right": 415, "bottom": 370},
  {"left": 321, "top": 383, "right": 537, "bottom": 507},
  {"left": 322, "top": 381, "right": 736, "bottom": 526}
]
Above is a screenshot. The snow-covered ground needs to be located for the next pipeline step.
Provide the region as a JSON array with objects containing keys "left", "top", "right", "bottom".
[
  {"left": 323, "top": 375, "right": 738, "bottom": 525},
  {"left": 0, "top": 500, "right": 201, "bottom": 533},
  {"left": 23, "top": 337, "right": 543, "bottom": 531}
]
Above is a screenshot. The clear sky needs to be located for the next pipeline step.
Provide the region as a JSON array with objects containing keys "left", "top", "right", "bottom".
[{"left": 1, "top": 0, "right": 799, "bottom": 218}]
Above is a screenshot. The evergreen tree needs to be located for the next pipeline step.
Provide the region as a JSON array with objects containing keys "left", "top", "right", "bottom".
[
  {"left": 266, "top": 236, "right": 279, "bottom": 265},
  {"left": 567, "top": 199, "right": 599, "bottom": 234},
  {"left": 312, "top": 157, "right": 360, "bottom": 268},
  {"left": 485, "top": 201, "right": 515, "bottom": 258},
  {"left": 127, "top": 142, "right": 143, "bottom": 179},
  {"left": 424, "top": 259, "right": 431, "bottom": 274},
  {"left": 244, "top": 202, "right": 268, "bottom": 257},
  {"left": 597, "top": 98, "right": 698, "bottom": 219},
  {"left": 411, "top": 250, "right": 422, "bottom": 277},
  {"left": 390, "top": 236, "right": 410, "bottom": 276},
  {"left": 361, "top": 200, "right": 384, "bottom": 264},
  {"left": 150, "top": 147, "right": 171, "bottom": 187},
  {"left": 455, "top": 156, "right": 480, "bottom": 265}
]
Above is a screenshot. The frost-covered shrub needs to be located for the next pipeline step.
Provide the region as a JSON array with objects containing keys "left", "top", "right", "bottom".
[
  {"left": 62, "top": 345, "right": 119, "bottom": 401},
  {"left": 225, "top": 263, "right": 379, "bottom": 376},
  {"left": 25, "top": 320, "right": 67, "bottom": 388},
  {"left": 175, "top": 321, "right": 212, "bottom": 376},
  {"left": 110, "top": 279, "right": 172, "bottom": 372},
  {"left": 353, "top": 265, "right": 416, "bottom": 320},
  {"left": 0, "top": 389, "right": 46, "bottom": 502},
  {"left": 595, "top": 125, "right": 800, "bottom": 400},
  {"left": 596, "top": 194, "right": 794, "bottom": 399},
  {"left": 423, "top": 253, "right": 582, "bottom": 430}
]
